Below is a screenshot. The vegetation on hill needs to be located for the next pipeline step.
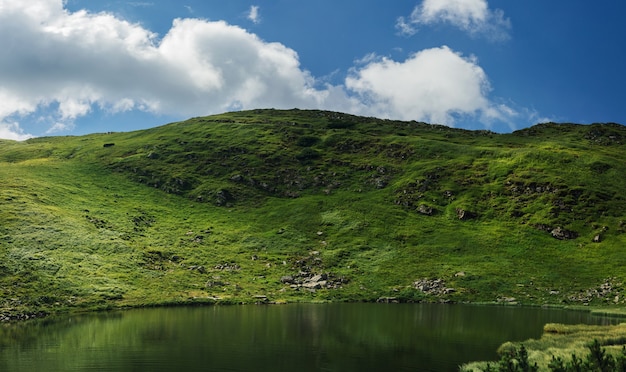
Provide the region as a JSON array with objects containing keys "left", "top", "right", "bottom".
[
  {"left": 1, "top": 109, "right": 625, "bottom": 319},
  {"left": 461, "top": 323, "right": 626, "bottom": 371}
]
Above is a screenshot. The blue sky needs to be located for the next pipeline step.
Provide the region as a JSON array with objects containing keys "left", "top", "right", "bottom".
[{"left": 1, "top": 0, "right": 625, "bottom": 140}]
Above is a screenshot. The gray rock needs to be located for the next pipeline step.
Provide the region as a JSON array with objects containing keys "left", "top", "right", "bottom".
[
  {"left": 456, "top": 208, "right": 476, "bottom": 220},
  {"left": 417, "top": 204, "right": 433, "bottom": 216},
  {"left": 302, "top": 282, "right": 321, "bottom": 289},
  {"left": 551, "top": 227, "right": 578, "bottom": 240},
  {"left": 280, "top": 275, "right": 294, "bottom": 284}
]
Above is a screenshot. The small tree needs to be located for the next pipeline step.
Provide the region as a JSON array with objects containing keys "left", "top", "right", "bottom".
[{"left": 585, "top": 339, "right": 615, "bottom": 372}]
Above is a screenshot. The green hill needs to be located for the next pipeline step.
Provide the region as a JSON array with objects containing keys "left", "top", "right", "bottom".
[{"left": 1, "top": 109, "right": 625, "bottom": 319}]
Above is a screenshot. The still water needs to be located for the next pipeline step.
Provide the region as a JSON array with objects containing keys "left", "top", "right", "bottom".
[{"left": 0, "top": 303, "right": 619, "bottom": 372}]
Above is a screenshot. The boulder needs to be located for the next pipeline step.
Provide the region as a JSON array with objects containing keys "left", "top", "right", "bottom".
[
  {"left": 215, "top": 189, "right": 234, "bottom": 206},
  {"left": 413, "top": 278, "right": 455, "bottom": 297},
  {"left": 417, "top": 204, "right": 433, "bottom": 216},
  {"left": 456, "top": 208, "right": 476, "bottom": 220},
  {"left": 551, "top": 227, "right": 579, "bottom": 240},
  {"left": 205, "top": 279, "right": 225, "bottom": 288},
  {"left": 309, "top": 274, "right": 326, "bottom": 283},
  {"left": 377, "top": 297, "right": 399, "bottom": 303},
  {"left": 188, "top": 265, "right": 206, "bottom": 274},
  {"left": 302, "top": 282, "right": 321, "bottom": 289}
]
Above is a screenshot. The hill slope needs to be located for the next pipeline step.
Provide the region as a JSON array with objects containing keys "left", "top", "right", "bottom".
[{"left": 1, "top": 109, "right": 625, "bottom": 318}]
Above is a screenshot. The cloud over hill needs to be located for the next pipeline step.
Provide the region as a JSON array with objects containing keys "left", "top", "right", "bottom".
[{"left": 0, "top": 0, "right": 516, "bottom": 139}]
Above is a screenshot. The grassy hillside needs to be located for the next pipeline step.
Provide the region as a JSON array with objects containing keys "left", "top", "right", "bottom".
[{"left": 1, "top": 109, "right": 625, "bottom": 319}]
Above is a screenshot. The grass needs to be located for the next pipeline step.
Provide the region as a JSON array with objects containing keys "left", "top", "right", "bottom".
[
  {"left": 0, "top": 109, "right": 625, "bottom": 319},
  {"left": 461, "top": 323, "right": 626, "bottom": 371}
]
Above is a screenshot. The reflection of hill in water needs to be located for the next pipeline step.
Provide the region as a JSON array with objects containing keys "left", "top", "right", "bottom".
[{"left": 0, "top": 304, "right": 620, "bottom": 371}]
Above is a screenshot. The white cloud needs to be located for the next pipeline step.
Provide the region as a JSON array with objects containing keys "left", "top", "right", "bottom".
[
  {"left": 397, "top": 0, "right": 510, "bottom": 41},
  {"left": 0, "top": 0, "right": 519, "bottom": 138},
  {"left": 46, "top": 121, "right": 75, "bottom": 134},
  {"left": 247, "top": 5, "right": 260, "bottom": 24},
  {"left": 0, "top": 121, "right": 33, "bottom": 141},
  {"left": 0, "top": 0, "right": 332, "bottom": 137},
  {"left": 346, "top": 46, "right": 515, "bottom": 126}
]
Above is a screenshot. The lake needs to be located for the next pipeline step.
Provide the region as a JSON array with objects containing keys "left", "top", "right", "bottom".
[{"left": 0, "top": 303, "right": 620, "bottom": 371}]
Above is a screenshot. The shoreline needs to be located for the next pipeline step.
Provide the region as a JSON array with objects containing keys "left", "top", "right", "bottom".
[{"left": 3, "top": 297, "right": 626, "bottom": 324}]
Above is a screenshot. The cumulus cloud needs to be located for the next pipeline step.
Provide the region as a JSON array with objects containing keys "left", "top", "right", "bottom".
[
  {"left": 0, "top": 0, "right": 336, "bottom": 137},
  {"left": 346, "top": 46, "right": 514, "bottom": 126},
  {"left": 0, "top": 0, "right": 517, "bottom": 138},
  {"left": 0, "top": 121, "right": 33, "bottom": 141},
  {"left": 397, "top": 0, "right": 510, "bottom": 40}
]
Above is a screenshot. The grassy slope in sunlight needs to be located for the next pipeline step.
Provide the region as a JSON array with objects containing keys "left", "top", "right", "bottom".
[{"left": 1, "top": 109, "right": 625, "bottom": 317}]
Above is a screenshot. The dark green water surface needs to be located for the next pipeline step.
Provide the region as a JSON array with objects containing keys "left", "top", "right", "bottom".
[{"left": 0, "top": 303, "right": 619, "bottom": 371}]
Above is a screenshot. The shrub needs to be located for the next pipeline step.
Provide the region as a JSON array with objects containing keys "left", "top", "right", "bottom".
[
  {"left": 296, "top": 135, "right": 320, "bottom": 147},
  {"left": 295, "top": 148, "right": 321, "bottom": 162}
]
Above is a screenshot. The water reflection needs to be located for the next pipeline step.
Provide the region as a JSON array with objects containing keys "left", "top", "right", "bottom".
[{"left": 0, "top": 304, "right": 620, "bottom": 372}]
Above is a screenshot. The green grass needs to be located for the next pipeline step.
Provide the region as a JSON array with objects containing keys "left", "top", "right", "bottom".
[
  {"left": 1, "top": 109, "right": 625, "bottom": 318},
  {"left": 461, "top": 323, "right": 626, "bottom": 371}
]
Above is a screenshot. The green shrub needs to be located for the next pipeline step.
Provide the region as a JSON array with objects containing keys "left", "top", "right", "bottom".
[{"left": 296, "top": 135, "right": 320, "bottom": 147}]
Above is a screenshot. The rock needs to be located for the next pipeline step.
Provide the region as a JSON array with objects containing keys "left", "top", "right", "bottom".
[
  {"left": 206, "top": 279, "right": 225, "bottom": 288},
  {"left": 551, "top": 227, "right": 579, "bottom": 240},
  {"left": 498, "top": 297, "right": 517, "bottom": 303},
  {"left": 592, "top": 234, "right": 602, "bottom": 243},
  {"left": 215, "top": 189, "right": 234, "bottom": 206},
  {"left": 170, "top": 255, "right": 183, "bottom": 262},
  {"left": 417, "top": 204, "right": 433, "bottom": 216},
  {"left": 281, "top": 275, "right": 294, "bottom": 284},
  {"left": 454, "top": 271, "right": 466, "bottom": 277},
  {"left": 214, "top": 263, "right": 240, "bottom": 271},
  {"left": 456, "top": 208, "right": 476, "bottom": 220},
  {"left": 413, "top": 278, "right": 455, "bottom": 297},
  {"left": 189, "top": 265, "right": 206, "bottom": 274},
  {"left": 373, "top": 177, "right": 388, "bottom": 189},
  {"left": 302, "top": 282, "right": 321, "bottom": 289},
  {"left": 377, "top": 297, "right": 399, "bottom": 303}
]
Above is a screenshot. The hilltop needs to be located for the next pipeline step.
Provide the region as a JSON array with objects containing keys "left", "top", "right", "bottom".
[{"left": 1, "top": 109, "right": 625, "bottom": 319}]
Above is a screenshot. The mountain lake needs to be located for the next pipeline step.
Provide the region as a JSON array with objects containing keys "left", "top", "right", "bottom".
[{"left": 0, "top": 303, "right": 620, "bottom": 371}]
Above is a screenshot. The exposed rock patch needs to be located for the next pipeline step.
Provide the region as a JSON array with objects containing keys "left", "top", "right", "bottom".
[
  {"left": 413, "top": 278, "right": 456, "bottom": 297},
  {"left": 568, "top": 278, "right": 624, "bottom": 304},
  {"left": 285, "top": 272, "right": 348, "bottom": 291},
  {"left": 0, "top": 311, "right": 48, "bottom": 322}
]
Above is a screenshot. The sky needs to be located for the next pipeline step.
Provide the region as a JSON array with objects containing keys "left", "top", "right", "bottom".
[{"left": 1, "top": 1, "right": 625, "bottom": 140}]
